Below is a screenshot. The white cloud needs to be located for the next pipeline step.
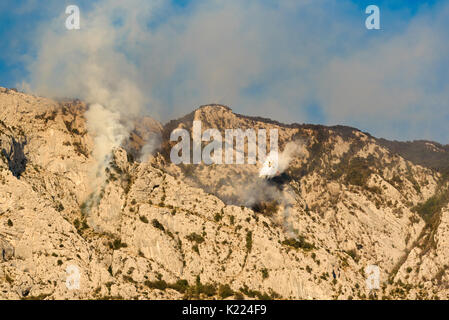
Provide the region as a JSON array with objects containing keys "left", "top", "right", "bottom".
[
  {"left": 21, "top": 0, "right": 449, "bottom": 142},
  {"left": 316, "top": 3, "right": 449, "bottom": 141}
]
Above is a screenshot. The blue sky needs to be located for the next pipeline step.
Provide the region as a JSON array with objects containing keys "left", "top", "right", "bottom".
[{"left": 0, "top": 0, "right": 448, "bottom": 143}]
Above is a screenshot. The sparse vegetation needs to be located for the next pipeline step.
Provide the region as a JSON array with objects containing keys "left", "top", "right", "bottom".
[
  {"left": 413, "top": 191, "right": 449, "bottom": 224},
  {"left": 344, "top": 157, "right": 374, "bottom": 187},
  {"left": 181, "top": 276, "right": 218, "bottom": 299},
  {"left": 186, "top": 232, "right": 205, "bottom": 244},
  {"left": 282, "top": 236, "right": 315, "bottom": 251},
  {"left": 246, "top": 231, "right": 253, "bottom": 252},
  {"left": 151, "top": 219, "right": 165, "bottom": 232},
  {"left": 109, "top": 239, "right": 128, "bottom": 250},
  {"left": 261, "top": 268, "right": 269, "bottom": 279},
  {"left": 55, "top": 202, "right": 64, "bottom": 212},
  {"left": 214, "top": 211, "right": 222, "bottom": 222},
  {"left": 145, "top": 279, "right": 168, "bottom": 291},
  {"left": 239, "top": 284, "right": 280, "bottom": 300},
  {"left": 218, "top": 284, "right": 234, "bottom": 299}
]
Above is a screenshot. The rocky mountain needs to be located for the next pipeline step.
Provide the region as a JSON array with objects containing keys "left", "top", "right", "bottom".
[
  {"left": 0, "top": 87, "right": 448, "bottom": 300},
  {"left": 377, "top": 138, "right": 449, "bottom": 174}
]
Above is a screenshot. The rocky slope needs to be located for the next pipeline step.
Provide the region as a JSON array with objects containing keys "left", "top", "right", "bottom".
[{"left": 0, "top": 87, "right": 448, "bottom": 299}]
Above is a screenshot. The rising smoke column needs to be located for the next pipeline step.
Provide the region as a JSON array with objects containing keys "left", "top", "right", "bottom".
[
  {"left": 140, "top": 133, "right": 162, "bottom": 162},
  {"left": 85, "top": 104, "right": 127, "bottom": 187},
  {"left": 24, "top": 2, "right": 163, "bottom": 196},
  {"left": 256, "top": 140, "right": 305, "bottom": 236}
]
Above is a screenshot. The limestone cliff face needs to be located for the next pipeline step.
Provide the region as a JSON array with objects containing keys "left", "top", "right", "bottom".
[{"left": 0, "top": 88, "right": 448, "bottom": 299}]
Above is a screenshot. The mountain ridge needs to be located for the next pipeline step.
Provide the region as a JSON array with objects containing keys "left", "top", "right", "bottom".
[
  {"left": 162, "top": 102, "right": 449, "bottom": 173},
  {"left": 1, "top": 87, "right": 449, "bottom": 299}
]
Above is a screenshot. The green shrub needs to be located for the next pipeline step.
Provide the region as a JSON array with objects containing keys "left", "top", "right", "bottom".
[
  {"left": 151, "top": 219, "right": 165, "bottom": 232},
  {"left": 282, "top": 236, "right": 315, "bottom": 251},
  {"left": 239, "top": 284, "right": 275, "bottom": 300},
  {"left": 345, "top": 157, "right": 373, "bottom": 186},
  {"left": 139, "top": 216, "right": 149, "bottom": 224},
  {"left": 261, "top": 268, "right": 269, "bottom": 279},
  {"left": 74, "top": 219, "right": 80, "bottom": 229},
  {"left": 55, "top": 202, "right": 64, "bottom": 212},
  {"left": 234, "top": 292, "right": 244, "bottom": 300},
  {"left": 145, "top": 280, "right": 168, "bottom": 290},
  {"left": 214, "top": 212, "right": 222, "bottom": 222},
  {"left": 246, "top": 231, "right": 253, "bottom": 252},
  {"left": 218, "top": 284, "right": 234, "bottom": 299},
  {"left": 186, "top": 233, "right": 204, "bottom": 244},
  {"left": 169, "top": 280, "right": 189, "bottom": 293},
  {"left": 111, "top": 239, "right": 128, "bottom": 250},
  {"left": 413, "top": 192, "right": 449, "bottom": 224},
  {"left": 201, "top": 283, "right": 217, "bottom": 297}
]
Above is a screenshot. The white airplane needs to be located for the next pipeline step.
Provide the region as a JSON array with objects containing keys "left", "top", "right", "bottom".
[{"left": 259, "top": 151, "right": 280, "bottom": 178}]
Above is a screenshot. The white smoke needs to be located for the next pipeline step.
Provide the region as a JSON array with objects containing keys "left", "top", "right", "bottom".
[
  {"left": 23, "top": 2, "right": 162, "bottom": 194},
  {"left": 279, "top": 140, "right": 304, "bottom": 172},
  {"left": 259, "top": 140, "right": 304, "bottom": 178},
  {"left": 85, "top": 104, "right": 127, "bottom": 187},
  {"left": 239, "top": 175, "right": 299, "bottom": 238},
  {"left": 254, "top": 140, "right": 305, "bottom": 236},
  {"left": 281, "top": 191, "right": 298, "bottom": 238},
  {"left": 140, "top": 133, "right": 161, "bottom": 162}
]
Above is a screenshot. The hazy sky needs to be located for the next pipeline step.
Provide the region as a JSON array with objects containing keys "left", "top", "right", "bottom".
[{"left": 0, "top": 0, "right": 448, "bottom": 143}]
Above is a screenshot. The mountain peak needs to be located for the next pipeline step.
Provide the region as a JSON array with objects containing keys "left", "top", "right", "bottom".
[{"left": 1, "top": 90, "right": 449, "bottom": 300}]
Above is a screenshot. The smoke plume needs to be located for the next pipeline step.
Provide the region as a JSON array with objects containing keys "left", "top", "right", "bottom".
[
  {"left": 85, "top": 104, "right": 127, "bottom": 186},
  {"left": 140, "top": 133, "right": 162, "bottom": 163},
  {"left": 259, "top": 140, "right": 305, "bottom": 178},
  {"left": 278, "top": 141, "right": 305, "bottom": 173},
  {"left": 23, "top": 1, "right": 161, "bottom": 194}
]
